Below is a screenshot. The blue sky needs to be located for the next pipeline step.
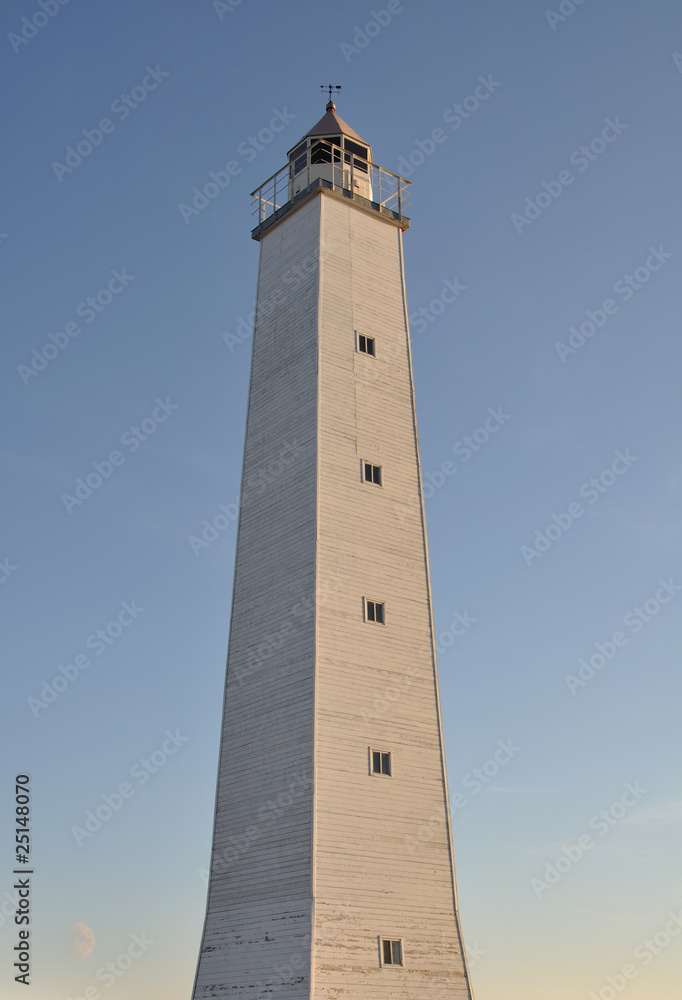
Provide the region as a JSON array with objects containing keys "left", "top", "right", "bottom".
[{"left": 1, "top": 1, "right": 681, "bottom": 998}]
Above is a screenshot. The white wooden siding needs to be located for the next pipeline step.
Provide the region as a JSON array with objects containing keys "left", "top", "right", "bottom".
[
  {"left": 192, "top": 197, "right": 321, "bottom": 1000},
  {"left": 313, "top": 195, "right": 470, "bottom": 999},
  {"left": 192, "top": 188, "right": 472, "bottom": 1000}
]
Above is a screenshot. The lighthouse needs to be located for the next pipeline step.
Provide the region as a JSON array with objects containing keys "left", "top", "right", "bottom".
[{"left": 191, "top": 96, "right": 475, "bottom": 1000}]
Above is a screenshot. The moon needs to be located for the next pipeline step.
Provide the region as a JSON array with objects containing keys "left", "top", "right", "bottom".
[{"left": 72, "top": 923, "right": 95, "bottom": 960}]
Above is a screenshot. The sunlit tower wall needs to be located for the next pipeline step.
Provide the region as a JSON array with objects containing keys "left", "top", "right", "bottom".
[{"left": 191, "top": 99, "right": 474, "bottom": 1000}]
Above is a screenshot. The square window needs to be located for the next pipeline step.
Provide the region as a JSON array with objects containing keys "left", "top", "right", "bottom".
[
  {"left": 363, "top": 462, "right": 382, "bottom": 486},
  {"left": 371, "top": 750, "right": 392, "bottom": 776},
  {"left": 381, "top": 939, "right": 403, "bottom": 966},
  {"left": 364, "top": 599, "right": 385, "bottom": 625},
  {"left": 357, "top": 333, "right": 376, "bottom": 356}
]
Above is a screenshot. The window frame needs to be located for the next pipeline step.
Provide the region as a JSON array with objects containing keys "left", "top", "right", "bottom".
[
  {"left": 356, "top": 331, "right": 376, "bottom": 357},
  {"left": 364, "top": 598, "right": 386, "bottom": 625},
  {"left": 380, "top": 938, "right": 404, "bottom": 967},
  {"left": 362, "top": 461, "right": 382, "bottom": 487},
  {"left": 370, "top": 748, "right": 392, "bottom": 777}
]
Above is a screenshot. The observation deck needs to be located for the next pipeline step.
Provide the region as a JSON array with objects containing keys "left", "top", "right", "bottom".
[{"left": 251, "top": 137, "right": 410, "bottom": 241}]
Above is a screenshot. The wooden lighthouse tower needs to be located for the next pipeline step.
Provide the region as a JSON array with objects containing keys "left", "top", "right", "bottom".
[{"left": 191, "top": 96, "right": 474, "bottom": 1000}]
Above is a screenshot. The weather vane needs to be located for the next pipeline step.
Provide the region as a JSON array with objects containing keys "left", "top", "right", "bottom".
[{"left": 321, "top": 84, "right": 341, "bottom": 104}]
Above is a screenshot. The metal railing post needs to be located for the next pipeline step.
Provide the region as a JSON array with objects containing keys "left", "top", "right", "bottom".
[{"left": 251, "top": 157, "right": 409, "bottom": 231}]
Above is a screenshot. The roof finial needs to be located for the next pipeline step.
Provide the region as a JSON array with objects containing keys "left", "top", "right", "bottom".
[{"left": 320, "top": 83, "right": 341, "bottom": 111}]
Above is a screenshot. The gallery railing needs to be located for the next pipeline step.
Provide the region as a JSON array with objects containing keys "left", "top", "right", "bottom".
[{"left": 251, "top": 139, "right": 411, "bottom": 234}]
